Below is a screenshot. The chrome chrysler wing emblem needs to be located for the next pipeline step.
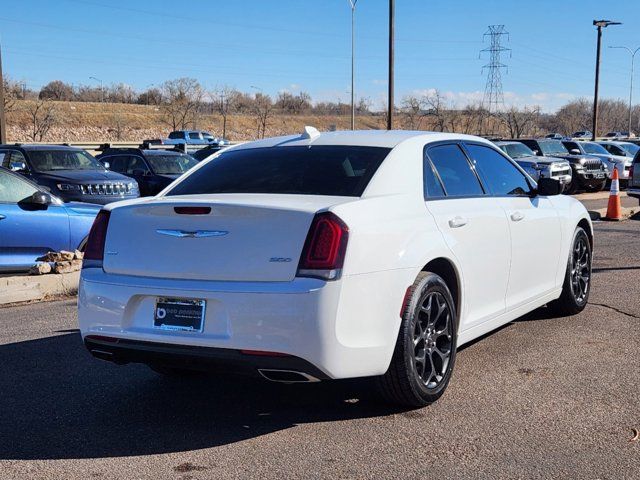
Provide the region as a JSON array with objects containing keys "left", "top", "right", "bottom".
[{"left": 156, "top": 229, "right": 228, "bottom": 238}]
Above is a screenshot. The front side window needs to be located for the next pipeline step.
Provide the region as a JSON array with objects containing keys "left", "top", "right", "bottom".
[
  {"left": 167, "top": 146, "right": 390, "bottom": 197},
  {"left": 125, "top": 156, "right": 149, "bottom": 174},
  {"left": 27, "top": 150, "right": 104, "bottom": 172},
  {"left": 0, "top": 169, "right": 39, "bottom": 203},
  {"left": 426, "top": 144, "right": 484, "bottom": 197},
  {"left": 105, "top": 156, "right": 127, "bottom": 173},
  {"left": 583, "top": 142, "right": 608, "bottom": 155},
  {"left": 538, "top": 141, "right": 569, "bottom": 156},
  {"left": 620, "top": 143, "right": 639, "bottom": 155},
  {"left": 146, "top": 154, "right": 198, "bottom": 175},
  {"left": 466, "top": 144, "right": 532, "bottom": 196}
]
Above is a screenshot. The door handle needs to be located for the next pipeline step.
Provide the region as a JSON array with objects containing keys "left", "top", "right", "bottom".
[
  {"left": 510, "top": 211, "right": 525, "bottom": 222},
  {"left": 448, "top": 216, "right": 468, "bottom": 228},
  {"left": 0, "top": 214, "right": 5, "bottom": 220}
]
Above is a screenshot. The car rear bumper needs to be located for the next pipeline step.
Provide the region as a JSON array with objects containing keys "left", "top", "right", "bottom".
[
  {"left": 83, "top": 336, "right": 330, "bottom": 381},
  {"left": 78, "top": 268, "right": 409, "bottom": 379}
]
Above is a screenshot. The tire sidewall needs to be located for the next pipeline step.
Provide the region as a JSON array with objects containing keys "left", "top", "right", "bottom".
[
  {"left": 402, "top": 273, "right": 458, "bottom": 402},
  {"left": 565, "top": 227, "right": 592, "bottom": 308}
]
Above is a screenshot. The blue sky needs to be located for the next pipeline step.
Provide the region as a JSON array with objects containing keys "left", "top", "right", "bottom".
[{"left": 1, "top": 0, "right": 639, "bottom": 112}]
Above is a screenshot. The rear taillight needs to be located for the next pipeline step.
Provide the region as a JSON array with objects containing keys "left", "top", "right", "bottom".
[
  {"left": 83, "top": 210, "right": 111, "bottom": 267},
  {"left": 297, "top": 212, "right": 349, "bottom": 281}
]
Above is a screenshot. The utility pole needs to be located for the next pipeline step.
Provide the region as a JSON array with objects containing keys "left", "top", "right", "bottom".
[
  {"left": 609, "top": 45, "right": 640, "bottom": 136},
  {"left": 592, "top": 20, "right": 621, "bottom": 141},
  {"left": 90, "top": 76, "right": 104, "bottom": 103},
  {"left": 0, "top": 41, "right": 6, "bottom": 143},
  {"left": 348, "top": 1, "right": 358, "bottom": 130},
  {"left": 387, "top": 0, "right": 394, "bottom": 130}
]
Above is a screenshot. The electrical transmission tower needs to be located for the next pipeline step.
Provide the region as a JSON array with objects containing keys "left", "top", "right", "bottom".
[{"left": 480, "top": 25, "right": 510, "bottom": 114}]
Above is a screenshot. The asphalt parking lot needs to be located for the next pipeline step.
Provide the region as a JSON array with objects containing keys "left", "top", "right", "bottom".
[{"left": 1, "top": 208, "right": 638, "bottom": 479}]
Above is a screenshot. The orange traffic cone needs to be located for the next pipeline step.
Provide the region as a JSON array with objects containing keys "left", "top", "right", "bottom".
[{"left": 605, "top": 167, "right": 622, "bottom": 221}]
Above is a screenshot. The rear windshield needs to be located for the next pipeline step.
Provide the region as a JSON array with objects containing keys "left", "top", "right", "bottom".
[{"left": 166, "top": 145, "right": 390, "bottom": 197}]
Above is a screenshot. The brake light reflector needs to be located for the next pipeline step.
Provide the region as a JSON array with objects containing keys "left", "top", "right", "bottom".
[
  {"left": 83, "top": 210, "right": 111, "bottom": 264},
  {"left": 174, "top": 206, "right": 211, "bottom": 215},
  {"left": 297, "top": 212, "right": 348, "bottom": 280}
]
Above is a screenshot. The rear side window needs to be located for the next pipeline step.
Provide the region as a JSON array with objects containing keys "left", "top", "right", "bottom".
[
  {"left": 466, "top": 144, "right": 532, "bottom": 196},
  {"left": 188, "top": 132, "right": 201, "bottom": 140},
  {"left": 423, "top": 157, "right": 445, "bottom": 199},
  {"left": 426, "top": 144, "right": 484, "bottom": 197},
  {"left": 167, "top": 146, "right": 390, "bottom": 197}
]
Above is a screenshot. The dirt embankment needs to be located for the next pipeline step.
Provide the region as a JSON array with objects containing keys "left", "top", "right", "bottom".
[{"left": 5, "top": 100, "right": 385, "bottom": 143}]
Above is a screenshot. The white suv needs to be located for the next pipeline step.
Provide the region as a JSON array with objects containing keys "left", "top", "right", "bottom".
[{"left": 78, "top": 129, "right": 593, "bottom": 407}]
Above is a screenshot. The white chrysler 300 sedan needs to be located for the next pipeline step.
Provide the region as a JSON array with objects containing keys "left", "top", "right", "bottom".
[{"left": 78, "top": 129, "right": 593, "bottom": 407}]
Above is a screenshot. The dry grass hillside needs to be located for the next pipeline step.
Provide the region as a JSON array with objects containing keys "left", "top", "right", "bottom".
[{"left": 5, "top": 100, "right": 386, "bottom": 143}]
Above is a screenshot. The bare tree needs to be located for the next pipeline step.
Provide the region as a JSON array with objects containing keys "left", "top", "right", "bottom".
[
  {"left": 39, "top": 80, "right": 74, "bottom": 101},
  {"left": 424, "top": 90, "right": 449, "bottom": 132},
  {"left": 253, "top": 93, "right": 273, "bottom": 139},
  {"left": 214, "top": 86, "right": 237, "bottom": 139},
  {"left": 159, "top": 78, "right": 204, "bottom": 131},
  {"left": 459, "top": 103, "right": 487, "bottom": 135},
  {"left": 27, "top": 99, "right": 57, "bottom": 141},
  {"left": 401, "top": 95, "right": 425, "bottom": 130},
  {"left": 501, "top": 106, "right": 541, "bottom": 138},
  {"left": 3, "top": 77, "right": 19, "bottom": 114}
]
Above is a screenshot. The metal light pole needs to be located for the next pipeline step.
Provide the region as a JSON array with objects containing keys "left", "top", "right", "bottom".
[
  {"left": 0, "top": 40, "right": 6, "bottom": 143},
  {"left": 387, "top": 0, "right": 394, "bottom": 130},
  {"left": 609, "top": 45, "right": 640, "bottom": 136},
  {"left": 89, "top": 76, "right": 104, "bottom": 103},
  {"left": 348, "top": 0, "right": 358, "bottom": 130},
  {"left": 592, "top": 20, "right": 621, "bottom": 141}
]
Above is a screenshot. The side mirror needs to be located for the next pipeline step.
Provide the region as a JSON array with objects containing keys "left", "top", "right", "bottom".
[
  {"left": 10, "top": 161, "right": 27, "bottom": 172},
  {"left": 30, "top": 191, "right": 51, "bottom": 206},
  {"left": 532, "top": 149, "right": 540, "bottom": 155},
  {"left": 132, "top": 169, "right": 147, "bottom": 176},
  {"left": 103, "top": 161, "right": 110, "bottom": 169},
  {"left": 570, "top": 149, "right": 581, "bottom": 155},
  {"left": 536, "top": 178, "right": 562, "bottom": 196}
]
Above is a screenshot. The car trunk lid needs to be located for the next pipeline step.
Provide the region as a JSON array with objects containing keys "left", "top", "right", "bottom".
[{"left": 102, "top": 194, "right": 355, "bottom": 281}]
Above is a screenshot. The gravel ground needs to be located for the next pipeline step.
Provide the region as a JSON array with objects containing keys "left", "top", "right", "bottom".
[{"left": 0, "top": 219, "right": 638, "bottom": 479}]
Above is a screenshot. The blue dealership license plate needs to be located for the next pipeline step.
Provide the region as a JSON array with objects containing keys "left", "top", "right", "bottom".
[{"left": 154, "top": 298, "right": 205, "bottom": 332}]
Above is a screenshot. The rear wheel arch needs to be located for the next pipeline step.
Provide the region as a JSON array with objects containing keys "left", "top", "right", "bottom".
[
  {"left": 577, "top": 218, "right": 593, "bottom": 250},
  {"left": 421, "top": 257, "right": 461, "bottom": 322}
]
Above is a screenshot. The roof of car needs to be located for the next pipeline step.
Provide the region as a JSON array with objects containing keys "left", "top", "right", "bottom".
[
  {"left": 0, "top": 144, "right": 84, "bottom": 151},
  {"left": 229, "top": 129, "right": 492, "bottom": 151},
  {"left": 99, "top": 148, "right": 185, "bottom": 156},
  {"left": 494, "top": 141, "right": 521, "bottom": 146}
]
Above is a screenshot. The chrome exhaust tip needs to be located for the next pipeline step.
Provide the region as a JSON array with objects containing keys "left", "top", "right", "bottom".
[{"left": 258, "top": 369, "right": 321, "bottom": 383}]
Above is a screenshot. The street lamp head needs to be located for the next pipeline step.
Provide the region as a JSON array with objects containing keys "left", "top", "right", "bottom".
[{"left": 593, "top": 19, "right": 622, "bottom": 28}]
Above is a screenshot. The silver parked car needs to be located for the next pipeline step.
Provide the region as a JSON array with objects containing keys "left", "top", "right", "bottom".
[{"left": 495, "top": 141, "right": 572, "bottom": 190}]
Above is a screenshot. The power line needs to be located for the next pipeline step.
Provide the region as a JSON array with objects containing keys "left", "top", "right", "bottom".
[{"left": 480, "top": 25, "right": 510, "bottom": 114}]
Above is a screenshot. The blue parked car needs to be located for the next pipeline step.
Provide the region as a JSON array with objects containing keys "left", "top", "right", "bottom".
[
  {"left": 0, "top": 144, "right": 139, "bottom": 205},
  {"left": 0, "top": 167, "right": 100, "bottom": 272}
]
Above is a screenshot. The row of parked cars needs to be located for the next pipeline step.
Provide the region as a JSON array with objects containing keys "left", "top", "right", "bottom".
[
  {"left": 0, "top": 131, "right": 228, "bottom": 272},
  {"left": 493, "top": 137, "right": 638, "bottom": 193}
]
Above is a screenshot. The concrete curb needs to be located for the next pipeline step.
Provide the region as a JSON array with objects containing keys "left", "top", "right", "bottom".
[
  {"left": 589, "top": 206, "right": 638, "bottom": 221},
  {"left": 0, "top": 271, "right": 80, "bottom": 306}
]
